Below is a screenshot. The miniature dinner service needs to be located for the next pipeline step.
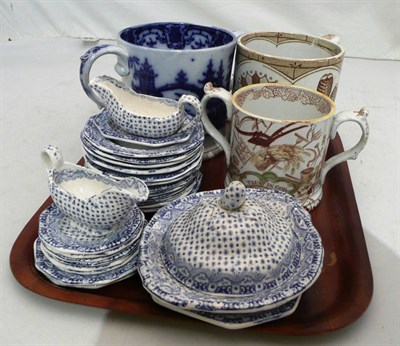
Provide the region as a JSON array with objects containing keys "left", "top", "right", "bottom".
[
  {"left": 80, "top": 118, "right": 204, "bottom": 212},
  {"left": 32, "top": 21, "right": 371, "bottom": 328},
  {"left": 80, "top": 75, "right": 205, "bottom": 213}
]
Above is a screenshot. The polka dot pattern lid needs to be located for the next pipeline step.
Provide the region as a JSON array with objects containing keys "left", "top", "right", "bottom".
[{"left": 161, "top": 181, "right": 295, "bottom": 295}]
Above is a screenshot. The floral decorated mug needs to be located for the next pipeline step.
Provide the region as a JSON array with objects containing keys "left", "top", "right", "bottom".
[{"left": 201, "top": 83, "right": 369, "bottom": 210}]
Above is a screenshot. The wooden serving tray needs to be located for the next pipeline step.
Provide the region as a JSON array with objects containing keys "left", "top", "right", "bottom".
[{"left": 10, "top": 136, "right": 373, "bottom": 336}]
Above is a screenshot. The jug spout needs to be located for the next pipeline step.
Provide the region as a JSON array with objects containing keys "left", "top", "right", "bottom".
[
  {"left": 88, "top": 176, "right": 149, "bottom": 209},
  {"left": 114, "top": 177, "right": 149, "bottom": 203},
  {"left": 90, "top": 75, "right": 136, "bottom": 108}
]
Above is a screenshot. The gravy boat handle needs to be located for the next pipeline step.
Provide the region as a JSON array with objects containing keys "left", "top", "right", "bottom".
[
  {"left": 41, "top": 145, "right": 64, "bottom": 171},
  {"left": 177, "top": 95, "right": 202, "bottom": 123}
]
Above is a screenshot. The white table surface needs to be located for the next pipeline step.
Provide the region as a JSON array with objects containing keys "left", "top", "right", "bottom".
[{"left": 1, "top": 37, "right": 399, "bottom": 346}]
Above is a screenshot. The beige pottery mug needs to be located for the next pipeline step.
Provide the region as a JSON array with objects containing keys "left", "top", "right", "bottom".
[
  {"left": 201, "top": 83, "right": 369, "bottom": 210},
  {"left": 233, "top": 32, "right": 344, "bottom": 100}
]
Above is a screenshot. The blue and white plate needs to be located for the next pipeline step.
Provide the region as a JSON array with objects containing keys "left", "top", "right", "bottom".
[
  {"left": 81, "top": 135, "right": 201, "bottom": 168},
  {"left": 139, "top": 189, "right": 324, "bottom": 313},
  {"left": 40, "top": 238, "right": 139, "bottom": 266},
  {"left": 86, "top": 159, "right": 202, "bottom": 187},
  {"left": 84, "top": 146, "right": 203, "bottom": 176},
  {"left": 81, "top": 116, "right": 204, "bottom": 159},
  {"left": 40, "top": 241, "right": 140, "bottom": 274},
  {"left": 82, "top": 143, "right": 203, "bottom": 170},
  {"left": 152, "top": 294, "right": 301, "bottom": 330},
  {"left": 34, "top": 238, "right": 139, "bottom": 288},
  {"left": 93, "top": 110, "right": 197, "bottom": 147},
  {"left": 145, "top": 173, "right": 202, "bottom": 204},
  {"left": 38, "top": 204, "right": 145, "bottom": 255},
  {"left": 139, "top": 173, "right": 203, "bottom": 213}
]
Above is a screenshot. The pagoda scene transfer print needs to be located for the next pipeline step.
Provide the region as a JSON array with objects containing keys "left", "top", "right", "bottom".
[{"left": 129, "top": 56, "right": 232, "bottom": 99}]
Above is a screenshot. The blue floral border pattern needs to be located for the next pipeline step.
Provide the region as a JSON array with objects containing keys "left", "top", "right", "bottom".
[
  {"left": 120, "top": 23, "right": 235, "bottom": 98},
  {"left": 138, "top": 188, "right": 324, "bottom": 313}
]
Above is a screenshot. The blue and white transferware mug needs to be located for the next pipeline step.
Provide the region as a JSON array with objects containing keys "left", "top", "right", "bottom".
[{"left": 80, "top": 22, "right": 238, "bottom": 107}]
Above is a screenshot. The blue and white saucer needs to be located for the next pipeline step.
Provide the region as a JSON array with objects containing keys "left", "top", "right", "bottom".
[
  {"left": 81, "top": 135, "right": 201, "bottom": 168},
  {"left": 152, "top": 294, "right": 301, "bottom": 330},
  {"left": 40, "top": 238, "right": 139, "bottom": 267},
  {"left": 34, "top": 238, "right": 139, "bottom": 288},
  {"left": 38, "top": 204, "right": 145, "bottom": 255},
  {"left": 93, "top": 110, "right": 196, "bottom": 147},
  {"left": 81, "top": 116, "right": 204, "bottom": 159},
  {"left": 139, "top": 189, "right": 324, "bottom": 314},
  {"left": 144, "top": 173, "right": 202, "bottom": 204},
  {"left": 139, "top": 173, "right": 203, "bottom": 213},
  {"left": 86, "top": 159, "right": 202, "bottom": 187},
  {"left": 40, "top": 240, "right": 140, "bottom": 274},
  {"left": 83, "top": 146, "right": 203, "bottom": 176}
]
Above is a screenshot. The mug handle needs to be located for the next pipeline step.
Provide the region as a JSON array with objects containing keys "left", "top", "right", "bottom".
[
  {"left": 201, "top": 83, "right": 233, "bottom": 165},
  {"left": 80, "top": 44, "right": 129, "bottom": 107},
  {"left": 320, "top": 107, "right": 369, "bottom": 184},
  {"left": 321, "top": 34, "right": 341, "bottom": 45}
]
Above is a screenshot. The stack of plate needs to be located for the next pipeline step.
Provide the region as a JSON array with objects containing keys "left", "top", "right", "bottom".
[
  {"left": 80, "top": 110, "right": 204, "bottom": 213},
  {"left": 34, "top": 203, "right": 146, "bottom": 289},
  {"left": 139, "top": 184, "right": 324, "bottom": 329}
]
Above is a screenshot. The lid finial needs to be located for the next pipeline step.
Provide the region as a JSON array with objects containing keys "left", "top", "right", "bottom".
[{"left": 219, "top": 181, "right": 246, "bottom": 211}]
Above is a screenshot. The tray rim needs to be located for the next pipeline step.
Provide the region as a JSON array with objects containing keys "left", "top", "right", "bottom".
[{"left": 9, "top": 136, "right": 373, "bottom": 336}]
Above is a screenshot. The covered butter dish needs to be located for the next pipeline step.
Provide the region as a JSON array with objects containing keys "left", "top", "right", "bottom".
[
  {"left": 139, "top": 181, "right": 324, "bottom": 326},
  {"left": 161, "top": 181, "right": 296, "bottom": 295}
]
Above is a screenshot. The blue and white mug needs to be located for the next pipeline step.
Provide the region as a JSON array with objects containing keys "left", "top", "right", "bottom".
[{"left": 80, "top": 22, "right": 238, "bottom": 107}]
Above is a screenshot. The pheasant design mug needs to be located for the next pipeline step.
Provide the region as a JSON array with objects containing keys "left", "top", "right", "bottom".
[{"left": 201, "top": 83, "right": 369, "bottom": 210}]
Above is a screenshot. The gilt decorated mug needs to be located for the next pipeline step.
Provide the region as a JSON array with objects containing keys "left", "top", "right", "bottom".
[
  {"left": 80, "top": 22, "right": 237, "bottom": 107},
  {"left": 233, "top": 32, "right": 344, "bottom": 100},
  {"left": 201, "top": 83, "right": 369, "bottom": 210}
]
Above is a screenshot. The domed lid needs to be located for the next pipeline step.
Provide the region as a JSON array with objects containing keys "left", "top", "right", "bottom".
[{"left": 160, "top": 181, "right": 296, "bottom": 295}]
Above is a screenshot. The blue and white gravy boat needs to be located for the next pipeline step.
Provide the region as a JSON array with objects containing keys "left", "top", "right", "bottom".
[
  {"left": 42, "top": 145, "right": 149, "bottom": 230},
  {"left": 90, "top": 76, "right": 202, "bottom": 138}
]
